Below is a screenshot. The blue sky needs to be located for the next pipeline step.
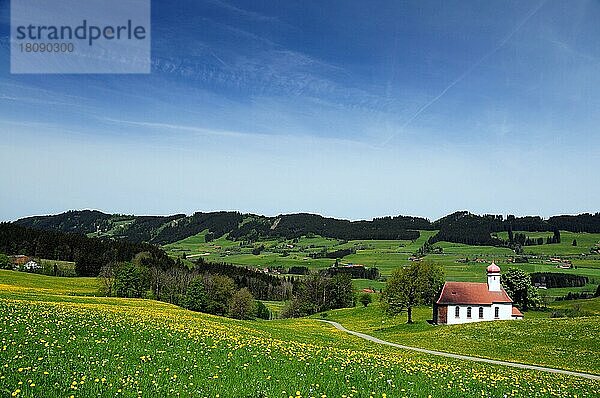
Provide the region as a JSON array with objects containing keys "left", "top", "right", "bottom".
[{"left": 1, "top": 0, "right": 599, "bottom": 221}]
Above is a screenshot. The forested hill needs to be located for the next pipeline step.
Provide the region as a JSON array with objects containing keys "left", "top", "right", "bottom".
[
  {"left": 0, "top": 222, "right": 173, "bottom": 276},
  {"left": 13, "top": 210, "right": 600, "bottom": 247},
  {"left": 14, "top": 211, "right": 432, "bottom": 244}
]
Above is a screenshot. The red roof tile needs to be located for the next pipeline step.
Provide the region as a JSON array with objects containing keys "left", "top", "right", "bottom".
[
  {"left": 512, "top": 307, "right": 523, "bottom": 317},
  {"left": 436, "top": 282, "right": 513, "bottom": 305}
]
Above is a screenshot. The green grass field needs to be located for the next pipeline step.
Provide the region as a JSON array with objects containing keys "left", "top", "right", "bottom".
[
  {"left": 550, "top": 297, "right": 600, "bottom": 315},
  {"left": 316, "top": 300, "right": 600, "bottom": 375},
  {"left": 163, "top": 231, "right": 600, "bottom": 303},
  {"left": 495, "top": 231, "right": 600, "bottom": 256},
  {"left": 164, "top": 230, "right": 447, "bottom": 275},
  {"left": 1, "top": 271, "right": 599, "bottom": 397},
  {"left": 0, "top": 269, "right": 99, "bottom": 295}
]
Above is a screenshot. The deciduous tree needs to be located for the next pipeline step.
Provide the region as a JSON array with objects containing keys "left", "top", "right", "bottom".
[
  {"left": 229, "top": 288, "right": 255, "bottom": 320},
  {"left": 183, "top": 276, "right": 207, "bottom": 312},
  {"left": 204, "top": 274, "right": 236, "bottom": 316},
  {"left": 382, "top": 261, "right": 444, "bottom": 323},
  {"left": 502, "top": 268, "right": 542, "bottom": 310}
]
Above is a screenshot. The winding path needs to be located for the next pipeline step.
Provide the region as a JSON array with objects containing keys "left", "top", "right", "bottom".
[{"left": 318, "top": 320, "right": 600, "bottom": 381}]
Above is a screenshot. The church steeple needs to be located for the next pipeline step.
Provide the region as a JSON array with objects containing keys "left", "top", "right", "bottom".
[{"left": 487, "top": 262, "right": 501, "bottom": 291}]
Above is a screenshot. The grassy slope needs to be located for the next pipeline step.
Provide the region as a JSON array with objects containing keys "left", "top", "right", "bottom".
[
  {"left": 0, "top": 269, "right": 99, "bottom": 295},
  {"left": 317, "top": 301, "right": 600, "bottom": 375},
  {"left": 162, "top": 231, "right": 600, "bottom": 303},
  {"left": 1, "top": 272, "right": 599, "bottom": 397},
  {"left": 550, "top": 297, "right": 600, "bottom": 314},
  {"left": 496, "top": 231, "right": 600, "bottom": 256}
]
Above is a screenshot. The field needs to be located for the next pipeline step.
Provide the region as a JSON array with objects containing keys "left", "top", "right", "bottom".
[
  {"left": 163, "top": 230, "right": 600, "bottom": 300},
  {"left": 495, "top": 231, "right": 600, "bottom": 256},
  {"left": 0, "top": 270, "right": 98, "bottom": 296},
  {"left": 1, "top": 272, "right": 599, "bottom": 397},
  {"left": 315, "top": 301, "right": 600, "bottom": 375}
]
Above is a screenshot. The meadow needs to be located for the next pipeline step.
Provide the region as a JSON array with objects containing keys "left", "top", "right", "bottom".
[
  {"left": 495, "top": 231, "right": 600, "bottom": 256},
  {"left": 0, "top": 270, "right": 98, "bottom": 295},
  {"left": 1, "top": 271, "right": 599, "bottom": 397},
  {"left": 315, "top": 301, "right": 600, "bottom": 375},
  {"left": 163, "top": 230, "right": 600, "bottom": 300}
]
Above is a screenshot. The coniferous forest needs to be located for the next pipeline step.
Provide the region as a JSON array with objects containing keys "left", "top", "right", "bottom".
[{"left": 13, "top": 210, "right": 600, "bottom": 248}]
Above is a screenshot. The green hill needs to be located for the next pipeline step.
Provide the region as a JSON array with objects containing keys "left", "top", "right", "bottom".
[
  {"left": 14, "top": 210, "right": 432, "bottom": 244},
  {"left": 0, "top": 271, "right": 598, "bottom": 397}
]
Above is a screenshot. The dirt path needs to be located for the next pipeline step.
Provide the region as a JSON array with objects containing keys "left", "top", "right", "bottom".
[{"left": 318, "top": 319, "right": 600, "bottom": 381}]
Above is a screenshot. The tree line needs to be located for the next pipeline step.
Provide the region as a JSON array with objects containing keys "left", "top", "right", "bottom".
[
  {"left": 530, "top": 273, "right": 588, "bottom": 288},
  {"left": 99, "top": 255, "right": 355, "bottom": 319},
  {"left": 508, "top": 228, "right": 561, "bottom": 248},
  {"left": 321, "top": 263, "right": 380, "bottom": 280},
  {"left": 430, "top": 212, "right": 569, "bottom": 247},
  {"left": 99, "top": 255, "right": 270, "bottom": 319},
  {"left": 193, "top": 259, "right": 297, "bottom": 301},
  {"left": 229, "top": 213, "right": 425, "bottom": 241},
  {"left": 308, "top": 247, "right": 355, "bottom": 259},
  {"left": 0, "top": 223, "right": 170, "bottom": 276},
  {"left": 280, "top": 274, "right": 354, "bottom": 318},
  {"left": 14, "top": 210, "right": 600, "bottom": 248}
]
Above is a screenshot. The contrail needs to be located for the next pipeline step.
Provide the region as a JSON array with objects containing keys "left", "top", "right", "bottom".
[
  {"left": 379, "top": 0, "right": 547, "bottom": 147},
  {"left": 210, "top": 51, "right": 229, "bottom": 67}
]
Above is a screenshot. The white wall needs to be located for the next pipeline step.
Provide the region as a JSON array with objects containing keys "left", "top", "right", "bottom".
[{"left": 445, "top": 303, "right": 513, "bottom": 325}]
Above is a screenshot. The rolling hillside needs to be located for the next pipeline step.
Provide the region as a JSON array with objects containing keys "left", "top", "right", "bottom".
[
  {"left": 14, "top": 210, "right": 600, "bottom": 248},
  {"left": 0, "top": 271, "right": 598, "bottom": 397},
  {"left": 9, "top": 210, "right": 600, "bottom": 297},
  {"left": 15, "top": 210, "right": 431, "bottom": 244}
]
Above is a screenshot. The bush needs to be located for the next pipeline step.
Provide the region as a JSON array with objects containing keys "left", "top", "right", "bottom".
[
  {"left": 359, "top": 293, "right": 372, "bottom": 307},
  {"left": 0, "top": 253, "right": 10, "bottom": 269}
]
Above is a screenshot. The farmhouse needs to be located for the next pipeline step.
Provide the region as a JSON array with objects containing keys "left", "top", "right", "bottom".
[
  {"left": 10, "top": 255, "right": 30, "bottom": 267},
  {"left": 23, "top": 260, "right": 41, "bottom": 271},
  {"left": 433, "top": 263, "right": 523, "bottom": 324}
]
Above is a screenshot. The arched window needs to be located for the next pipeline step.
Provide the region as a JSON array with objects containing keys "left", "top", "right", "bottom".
[
  {"left": 455, "top": 306, "right": 460, "bottom": 318},
  {"left": 479, "top": 307, "right": 484, "bottom": 319},
  {"left": 467, "top": 307, "right": 472, "bottom": 318},
  {"left": 494, "top": 307, "right": 499, "bottom": 318}
]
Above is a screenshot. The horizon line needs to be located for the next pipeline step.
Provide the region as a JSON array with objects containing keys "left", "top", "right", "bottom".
[{"left": 8, "top": 207, "right": 600, "bottom": 224}]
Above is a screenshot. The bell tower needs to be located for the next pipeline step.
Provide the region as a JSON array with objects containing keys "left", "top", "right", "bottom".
[{"left": 487, "top": 262, "right": 501, "bottom": 291}]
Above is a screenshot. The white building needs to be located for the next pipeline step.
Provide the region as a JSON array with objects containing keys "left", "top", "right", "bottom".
[
  {"left": 433, "top": 263, "right": 523, "bottom": 324},
  {"left": 23, "top": 260, "right": 41, "bottom": 271}
]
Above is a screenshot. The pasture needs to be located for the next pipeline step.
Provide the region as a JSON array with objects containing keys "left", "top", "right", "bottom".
[
  {"left": 316, "top": 300, "right": 600, "bottom": 375},
  {"left": 495, "top": 231, "right": 600, "bottom": 256},
  {"left": 0, "top": 269, "right": 98, "bottom": 295},
  {"left": 0, "top": 272, "right": 598, "bottom": 397},
  {"left": 163, "top": 231, "right": 600, "bottom": 301}
]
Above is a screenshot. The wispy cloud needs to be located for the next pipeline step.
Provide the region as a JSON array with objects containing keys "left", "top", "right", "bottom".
[
  {"left": 97, "top": 116, "right": 374, "bottom": 149},
  {"left": 99, "top": 117, "right": 265, "bottom": 139},
  {"left": 378, "top": 0, "right": 548, "bottom": 147},
  {"left": 206, "top": 0, "right": 279, "bottom": 23}
]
